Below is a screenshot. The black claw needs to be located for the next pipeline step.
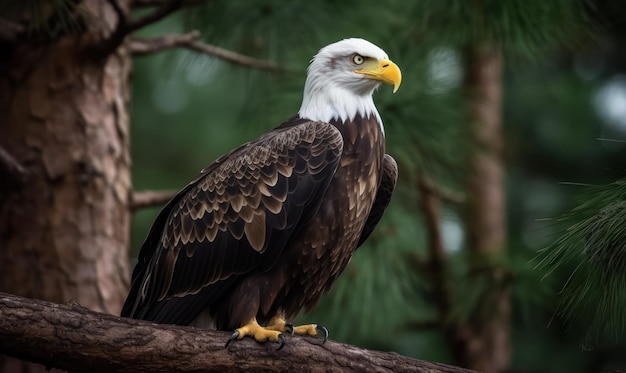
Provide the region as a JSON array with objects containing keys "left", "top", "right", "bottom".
[
  {"left": 285, "top": 323, "right": 295, "bottom": 336},
  {"left": 225, "top": 330, "right": 240, "bottom": 348},
  {"left": 316, "top": 325, "right": 329, "bottom": 344},
  {"left": 277, "top": 333, "right": 286, "bottom": 351}
]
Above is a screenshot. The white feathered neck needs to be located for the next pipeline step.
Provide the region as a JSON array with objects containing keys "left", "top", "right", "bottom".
[{"left": 298, "top": 38, "right": 388, "bottom": 132}]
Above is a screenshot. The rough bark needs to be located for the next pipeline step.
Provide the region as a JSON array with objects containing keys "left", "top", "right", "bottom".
[
  {"left": 0, "top": 292, "right": 475, "bottom": 373},
  {"left": 0, "top": 1, "right": 132, "bottom": 371},
  {"left": 457, "top": 43, "right": 510, "bottom": 373}
]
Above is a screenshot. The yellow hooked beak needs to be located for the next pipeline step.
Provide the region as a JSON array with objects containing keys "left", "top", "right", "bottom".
[{"left": 355, "top": 58, "right": 402, "bottom": 93}]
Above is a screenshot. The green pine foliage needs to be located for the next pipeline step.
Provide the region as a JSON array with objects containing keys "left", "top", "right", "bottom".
[
  {"left": 406, "top": 0, "right": 595, "bottom": 58},
  {"left": 537, "top": 180, "right": 626, "bottom": 341}
]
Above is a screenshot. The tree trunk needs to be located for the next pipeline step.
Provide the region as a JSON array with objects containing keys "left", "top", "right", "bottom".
[
  {"left": 457, "top": 43, "right": 510, "bottom": 373},
  {"left": 0, "top": 1, "right": 131, "bottom": 371},
  {"left": 0, "top": 292, "right": 476, "bottom": 373}
]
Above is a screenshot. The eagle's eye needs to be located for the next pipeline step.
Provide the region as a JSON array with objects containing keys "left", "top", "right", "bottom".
[{"left": 352, "top": 54, "right": 365, "bottom": 65}]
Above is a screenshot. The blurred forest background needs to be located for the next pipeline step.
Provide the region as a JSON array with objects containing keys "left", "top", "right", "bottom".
[
  {"left": 1, "top": 0, "right": 626, "bottom": 372},
  {"left": 130, "top": 1, "right": 626, "bottom": 372}
]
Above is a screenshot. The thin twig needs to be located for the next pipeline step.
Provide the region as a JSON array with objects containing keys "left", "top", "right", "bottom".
[
  {"left": 129, "top": 31, "right": 286, "bottom": 73},
  {"left": 185, "top": 40, "right": 286, "bottom": 72},
  {"left": 130, "top": 190, "right": 178, "bottom": 211},
  {"left": 128, "top": 31, "right": 201, "bottom": 56}
]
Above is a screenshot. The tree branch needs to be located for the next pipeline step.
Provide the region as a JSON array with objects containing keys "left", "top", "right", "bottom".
[
  {"left": 128, "top": 30, "right": 201, "bottom": 55},
  {"left": 105, "top": 2, "right": 284, "bottom": 72},
  {"left": 0, "top": 292, "right": 474, "bottom": 373},
  {"left": 128, "top": 31, "right": 286, "bottom": 72},
  {"left": 130, "top": 189, "right": 178, "bottom": 211},
  {"left": 95, "top": 0, "right": 184, "bottom": 57},
  {"left": 124, "top": 0, "right": 184, "bottom": 34},
  {"left": 184, "top": 39, "right": 287, "bottom": 72},
  {"left": 128, "top": 33, "right": 286, "bottom": 73}
]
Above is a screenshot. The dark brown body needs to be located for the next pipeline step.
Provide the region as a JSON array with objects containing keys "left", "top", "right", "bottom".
[
  {"left": 121, "top": 114, "right": 397, "bottom": 330},
  {"left": 222, "top": 115, "right": 384, "bottom": 328}
]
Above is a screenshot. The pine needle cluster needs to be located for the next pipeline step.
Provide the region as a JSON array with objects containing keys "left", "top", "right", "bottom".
[{"left": 537, "top": 179, "right": 626, "bottom": 341}]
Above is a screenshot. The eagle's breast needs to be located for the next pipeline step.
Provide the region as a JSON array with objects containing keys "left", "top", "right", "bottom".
[
  {"left": 325, "top": 113, "right": 384, "bottom": 271},
  {"left": 276, "top": 113, "right": 385, "bottom": 317}
]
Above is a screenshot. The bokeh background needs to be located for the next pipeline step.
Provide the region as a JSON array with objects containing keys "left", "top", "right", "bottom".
[{"left": 128, "top": 1, "right": 626, "bottom": 372}]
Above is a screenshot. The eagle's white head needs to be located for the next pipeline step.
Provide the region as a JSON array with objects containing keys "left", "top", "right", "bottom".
[{"left": 298, "top": 38, "right": 402, "bottom": 128}]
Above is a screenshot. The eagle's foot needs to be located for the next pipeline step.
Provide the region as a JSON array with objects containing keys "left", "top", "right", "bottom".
[
  {"left": 265, "top": 316, "right": 289, "bottom": 333},
  {"left": 285, "top": 323, "right": 329, "bottom": 344},
  {"left": 225, "top": 318, "right": 286, "bottom": 350}
]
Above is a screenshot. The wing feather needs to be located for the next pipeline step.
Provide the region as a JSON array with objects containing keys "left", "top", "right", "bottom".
[{"left": 121, "top": 118, "right": 343, "bottom": 324}]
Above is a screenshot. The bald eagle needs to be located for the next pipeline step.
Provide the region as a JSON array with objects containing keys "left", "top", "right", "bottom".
[{"left": 121, "top": 38, "right": 401, "bottom": 349}]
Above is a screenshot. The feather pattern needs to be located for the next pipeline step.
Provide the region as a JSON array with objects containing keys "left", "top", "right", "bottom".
[{"left": 122, "top": 118, "right": 343, "bottom": 323}]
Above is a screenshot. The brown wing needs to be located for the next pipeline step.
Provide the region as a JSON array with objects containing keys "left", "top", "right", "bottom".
[
  {"left": 356, "top": 154, "right": 398, "bottom": 247},
  {"left": 121, "top": 118, "right": 344, "bottom": 324}
]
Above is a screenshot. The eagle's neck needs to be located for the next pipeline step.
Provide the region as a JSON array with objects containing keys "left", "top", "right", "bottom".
[{"left": 298, "top": 77, "right": 384, "bottom": 135}]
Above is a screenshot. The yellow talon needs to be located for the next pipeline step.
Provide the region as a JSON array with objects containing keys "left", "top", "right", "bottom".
[
  {"left": 224, "top": 318, "right": 328, "bottom": 350},
  {"left": 225, "top": 318, "right": 286, "bottom": 350},
  {"left": 291, "top": 324, "right": 319, "bottom": 336},
  {"left": 286, "top": 322, "right": 329, "bottom": 343}
]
